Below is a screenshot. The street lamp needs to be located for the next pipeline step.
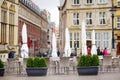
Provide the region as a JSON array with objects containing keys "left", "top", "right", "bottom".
[{"left": 109, "top": 0, "right": 116, "bottom": 49}]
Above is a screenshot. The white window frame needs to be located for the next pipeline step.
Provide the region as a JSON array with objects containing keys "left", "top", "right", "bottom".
[
  {"left": 117, "top": 17, "right": 120, "bottom": 29},
  {"left": 86, "top": 0, "right": 92, "bottom": 4},
  {"left": 72, "top": 12, "right": 79, "bottom": 25},
  {"left": 70, "top": 32, "right": 72, "bottom": 48},
  {"left": 86, "top": 12, "right": 92, "bottom": 25},
  {"left": 72, "top": 0, "right": 80, "bottom": 5},
  {"left": 95, "top": 33, "right": 101, "bottom": 48},
  {"left": 103, "top": 32, "right": 109, "bottom": 48},
  {"left": 74, "top": 32, "right": 79, "bottom": 48},
  {"left": 98, "top": 0, "right": 106, "bottom": 4},
  {"left": 117, "top": 0, "right": 120, "bottom": 6},
  {"left": 99, "top": 12, "right": 106, "bottom": 25}
]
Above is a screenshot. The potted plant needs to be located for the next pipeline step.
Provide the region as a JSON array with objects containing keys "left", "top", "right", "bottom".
[
  {"left": 77, "top": 55, "right": 99, "bottom": 75},
  {"left": 26, "top": 57, "right": 48, "bottom": 76},
  {"left": 0, "top": 59, "right": 4, "bottom": 76}
]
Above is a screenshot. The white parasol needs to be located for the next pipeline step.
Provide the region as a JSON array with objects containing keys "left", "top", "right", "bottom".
[
  {"left": 64, "top": 28, "right": 71, "bottom": 57},
  {"left": 81, "top": 21, "right": 87, "bottom": 55},
  {"left": 21, "top": 23, "right": 29, "bottom": 58},
  {"left": 91, "top": 30, "right": 97, "bottom": 55}
]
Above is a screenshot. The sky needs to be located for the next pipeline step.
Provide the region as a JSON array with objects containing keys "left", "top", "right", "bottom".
[{"left": 32, "top": 0, "right": 60, "bottom": 27}]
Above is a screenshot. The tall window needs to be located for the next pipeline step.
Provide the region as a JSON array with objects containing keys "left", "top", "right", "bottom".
[
  {"left": 86, "top": 12, "right": 92, "bottom": 25},
  {"left": 1, "top": 10, "right": 7, "bottom": 43},
  {"left": 73, "top": 12, "right": 79, "bottom": 25},
  {"left": 95, "top": 33, "right": 101, "bottom": 48},
  {"left": 72, "top": 0, "right": 80, "bottom": 5},
  {"left": 98, "top": 0, "right": 106, "bottom": 4},
  {"left": 9, "top": 12, "right": 15, "bottom": 44},
  {"left": 117, "top": 0, "right": 120, "bottom": 6},
  {"left": 103, "top": 32, "right": 109, "bottom": 48},
  {"left": 74, "top": 32, "right": 79, "bottom": 48},
  {"left": 117, "top": 17, "right": 120, "bottom": 29},
  {"left": 87, "top": 0, "right": 92, "bottom": 4},
  {"left": 99, "top": 12, "right": 106, "bottom": 24},
  {"left": 70, "top": 33, "right": 72, "bottom": 48}
]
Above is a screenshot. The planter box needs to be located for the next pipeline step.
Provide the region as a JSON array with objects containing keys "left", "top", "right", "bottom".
[
  {"left": 77, "top": 66, "right": 99, "bottom": 75},
  {"left": 0, "top": 68, "right": 4, "bottom": 76},
  {"left": 26, "top": 67, "right": 47, "bottom": 76}
]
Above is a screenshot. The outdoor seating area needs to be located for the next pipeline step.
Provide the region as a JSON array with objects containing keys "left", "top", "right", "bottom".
[
  {"left": 98, "top": 55, "right": 120, "bottom": 72},
  {"left": 1, "top": 55, "right": 120, "bottom": 76}
]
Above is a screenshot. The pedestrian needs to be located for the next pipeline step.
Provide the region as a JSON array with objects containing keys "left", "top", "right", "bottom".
[
  {"left": 87, "top": 47, "right": 91, "bottom": 55},
  {"left": 97, "top": 47, "right": 101, "bottom": 55},
  {"left": 103, "top": 48, "right": 108, "bottom": 56},
  {"left": 57, "top": 50, "right": 60, "bottom": 57}
]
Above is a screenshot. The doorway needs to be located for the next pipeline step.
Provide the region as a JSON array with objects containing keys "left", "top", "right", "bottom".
[
  {"left": 117, "top": 42, "right": 120, "bottom": 55},
  {"left": 87, "top": 40, "right": 92, "bottom": 48}
]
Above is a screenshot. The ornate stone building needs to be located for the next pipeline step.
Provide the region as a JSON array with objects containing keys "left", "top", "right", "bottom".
[
  {"left": 0, "top": 0, "right": 49, "bottom": 57},
  {"left": 18, "top": 0, "right": 49, "bottom": 56},
  {"left": 59, "top": 0, "right": 116, "bottom": 56},
  {"left": 0, "top": 0, "right": 19, "bottom": 52}
]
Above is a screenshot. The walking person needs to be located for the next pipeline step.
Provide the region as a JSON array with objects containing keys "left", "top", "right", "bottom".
[
  {"left": 97, "top": 47, "right": 101, "bottom": 55},
  {"left": 103, "top": 48, "right": 108, "bottom": 56}
]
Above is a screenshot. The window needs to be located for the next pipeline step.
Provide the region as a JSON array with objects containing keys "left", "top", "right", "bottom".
[
  {"left": 95, "top": 33, "right": 101, "bottom": 48},
  {"left": 86, "top": 12, "right": 92, "bottom": 25},
  {"left": 98, "top": 0, "right": 106, "bottom": 4},
  {"left": 73, "top": 13, "right": 79, "bottom": 25},
  {"left": 72, "top": 0, "right": 80, "bottom": 5},
  {"left": 117, "top": 17, "right": 120, "bottom": 29},
  {"left": 103, "top": 32, "right": 109, "bottom": 48},
  {"left": 87, "top": 0, "right": 92, "bottom": 4},
  {"left": 70, "top": 33, "right": 72, "bottom": 48},
  {"left": 74, "top": 32, "right": 79, "bottom": 48},
  {"left": 9, "top": 12, "right": 15, "bottom": 44},
  {"left": 99, "top": 12, "right": 106, "bottom": 24},
  {"left": 117, "top": 0, "right": 120, "bottom": 6},
  {"left": 86, "top": 32, "right": 92, "bottom": 39},
  {"left": 1, "top": 10, "right": 7, "bottom": 43}
]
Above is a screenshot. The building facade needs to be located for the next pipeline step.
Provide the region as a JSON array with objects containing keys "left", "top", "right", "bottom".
[
  {"left": 18, "top": 0, "right": 49, "bottom": 56},
  {"left": 59, "top": 0, "right": 116, "bottom": 56},
  {"left": 114, "top": 0, "right": 120, "bottom": 55},
  {"left": 0, "top": 0, "right": 49, "bottom": 57},
  {"left": 0, "top": 0, "right": 19, "bottom": 52}
]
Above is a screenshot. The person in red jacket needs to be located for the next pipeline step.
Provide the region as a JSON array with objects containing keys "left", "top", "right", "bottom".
[{"left": 87, "top": 47, "right": 91, "bottom": 55}]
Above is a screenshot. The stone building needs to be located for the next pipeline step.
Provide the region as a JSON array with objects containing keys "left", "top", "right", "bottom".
[
  {"left": 59, "top": 0, "right": 116, "bottom": 56},
  {"left": 0, "top": 0, "right": 49, "bottom": 57},
  {"left": 0, "top": 0, "right": 19, "bottom": 52},
  {"left": 18, "top": 0, "right": 49, "bottom": 56}
]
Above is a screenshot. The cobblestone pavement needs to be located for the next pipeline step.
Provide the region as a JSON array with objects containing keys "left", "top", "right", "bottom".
[{"left": 0, "top": 72, "right": 120, "bottom": 80}]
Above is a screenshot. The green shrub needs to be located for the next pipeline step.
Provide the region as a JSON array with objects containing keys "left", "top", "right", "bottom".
[
  {"left": 39, "top": 58, "right": 47, "bottom": 67},
  {"left": 0, "top": 59, "right": 4, "bottom": 68},
  {"left": 91, "top": 55, "right": 99, "bottom": 66},
  {"left": 26, "top": 58, "right": 34, "bottom": 68},
  {"left": 33, "top": 57, "right": 41, "bottom": 67},
  {"left": 26, "top": 57, "right": 47, "bottom": 68},
  {"left": 77, "top": 55, "right": 99, "bottom": 67}
]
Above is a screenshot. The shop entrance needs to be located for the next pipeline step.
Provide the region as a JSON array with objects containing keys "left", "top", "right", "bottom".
[{"left": 117, "top": 42, "right": 120, "bottom": 55}]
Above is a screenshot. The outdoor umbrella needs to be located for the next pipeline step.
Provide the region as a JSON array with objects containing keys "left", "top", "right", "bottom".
[
  {"left": 81, "top": 21, "right": 87, "bottom": 55},
  {"left": 91, "top": 30, "right": 97, "bottom": 55},
  {"left": 21, "top": 23, "right": 29, "bottom": 58},
  {"left": 64, "top": 28, "right": 71, "bottom": 57}
]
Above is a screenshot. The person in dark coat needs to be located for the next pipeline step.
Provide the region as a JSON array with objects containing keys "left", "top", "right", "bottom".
[
  {"left": 57, "top": 50, "right": 60, "bottom": 57},
  {"left": 97, "top": 47, "right": 101, "bottom": 55}
]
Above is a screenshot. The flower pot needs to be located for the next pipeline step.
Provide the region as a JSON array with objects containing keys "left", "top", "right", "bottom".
[
  {"left": 77, "top": 66, "right": 98, "bottom": 75},
  {"left": 0, "top": 68, "right": 4, "bottom": 76},
  {"left": 26, "top": 67, "right": 48, "bottom": 76}
]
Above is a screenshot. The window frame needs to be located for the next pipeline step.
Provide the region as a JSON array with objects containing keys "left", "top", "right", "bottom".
[
  {"left": 86, "top": 12, "right": 92, "bottom": 25},
  {"left": 99, "top": 12, "right": 106, "bottom": 25},
  {"left": 72, "top": 12, "right": 80, "bottom": 26}
]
